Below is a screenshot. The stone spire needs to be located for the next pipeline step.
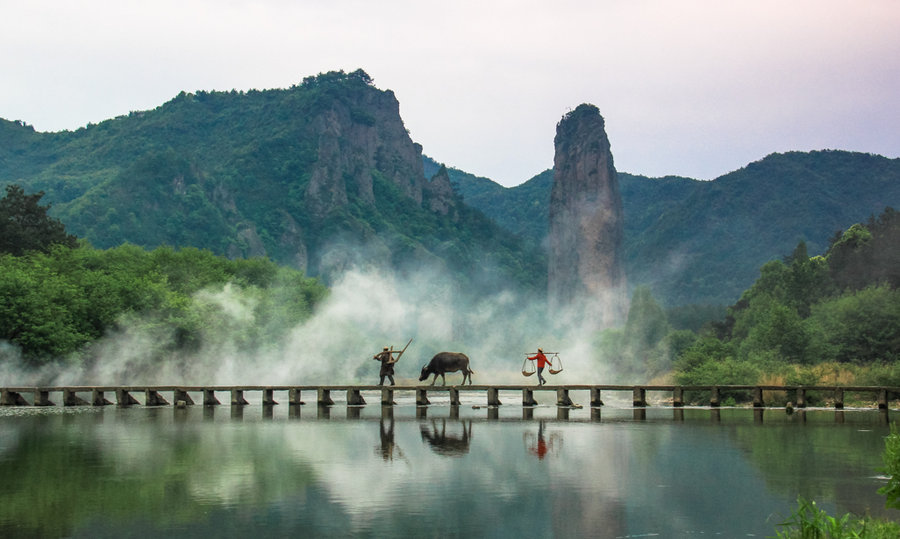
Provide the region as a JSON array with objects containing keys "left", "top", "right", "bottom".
[{"left": 548, "top": 104, "right": 627, "bottom": 327}]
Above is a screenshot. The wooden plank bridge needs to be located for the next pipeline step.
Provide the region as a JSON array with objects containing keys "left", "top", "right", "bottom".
[{"left": 2, "top": 384, "right": 899, "bottom": 409}]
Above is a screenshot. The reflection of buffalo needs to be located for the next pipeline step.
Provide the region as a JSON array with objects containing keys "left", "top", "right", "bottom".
[
  {"left": 420, "top": 419, "right": 473, "bottom": 456},
  {"left": 419, "top": 352, "right": 473, "bottom": 385}
]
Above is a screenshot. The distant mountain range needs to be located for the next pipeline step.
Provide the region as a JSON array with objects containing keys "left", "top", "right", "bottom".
[
  {"left": 3, "top": 70, "right": 899, "bottom": 306},
  {"left": 430, "top": 150, "right": 900, "bottom": 305}
]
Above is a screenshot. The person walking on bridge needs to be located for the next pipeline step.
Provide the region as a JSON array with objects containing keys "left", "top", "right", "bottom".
[
  {"left": 374, "top": 346, "right": 398, "bottom": 386},
  {"left": 528, "top": 348, "right": 551, "bottom": 386}
]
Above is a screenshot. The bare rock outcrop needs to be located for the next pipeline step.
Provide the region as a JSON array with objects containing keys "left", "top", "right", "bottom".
[{"left": 548, "top": 104, "right": 627, "bottom": 327}]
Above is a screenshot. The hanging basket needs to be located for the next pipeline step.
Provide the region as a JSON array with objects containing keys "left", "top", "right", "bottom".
[
  {"left": 521, "top": 357, "right": 536, "bottom": 377},
  {"left": 548, "top": 354, "right": 563, "bottom": 375}
]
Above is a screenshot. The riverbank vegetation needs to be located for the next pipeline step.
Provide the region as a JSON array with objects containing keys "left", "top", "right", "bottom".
[
  {"left": 0, "top": 186, "right": 326, "bottom": 368},
  {"left": 600, "top": 207, "right": 900, "bottom": 395}
]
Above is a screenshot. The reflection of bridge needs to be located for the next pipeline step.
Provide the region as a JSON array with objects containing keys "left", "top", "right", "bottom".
[{"left": 1, "top": 384, "right": 899, "bottom": 409}]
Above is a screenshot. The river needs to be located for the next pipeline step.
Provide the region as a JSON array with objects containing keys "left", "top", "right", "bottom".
[{"left": 0, "top": 394, "right": 897, "bottom": 538}]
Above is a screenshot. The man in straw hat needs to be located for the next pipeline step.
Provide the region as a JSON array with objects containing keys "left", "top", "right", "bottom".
[{"left": 528, "top": 348, "right": 551, "bottom": 386}]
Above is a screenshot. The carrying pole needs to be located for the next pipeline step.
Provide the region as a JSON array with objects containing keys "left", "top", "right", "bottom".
[{"left": 389, "top": 338, "right": 413, "bottom": 364}]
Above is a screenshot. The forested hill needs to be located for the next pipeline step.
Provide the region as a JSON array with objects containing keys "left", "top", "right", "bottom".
[
  {"left": 0, "top": 70, "right": 543, "bottom": 291},
  {"left": 437, "top": 151, "right": 900, "bottom": 306}
]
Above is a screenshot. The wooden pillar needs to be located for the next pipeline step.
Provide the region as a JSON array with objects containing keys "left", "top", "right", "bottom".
[
  {"left": 752, "top": 387, "right": 764, "bottom": 408},
  {"left": 263, "top": 388, "right": 278, "bottom": 406},
  {"left": 231, "top": 389, "right": 249, "bottom": 406},
  {"left": 834, "top": 387, "right": 844, "bottom": 410},
  {"left": 34, "top": 389, "right": 54, "bottom": 406},
  {"left": 449, "top": 387, "right": 461, "bottom": 406},
  {"left": 878, "top": 388, "right": 888, "bottom": 410},
  {"left": 317, "top": 388, "right": 334, "bottom": 406},
  {"left": 590, "top": 387, "right": 604, "bottom": 407},
  {"left": 416, "top": 388, "right": 430, "bottom": 406},
  {"left": 174, "top": 389, "right": 195, "bottom": 406},
  {"left": 796, "top": 388, "right": 807, "bottom": 409},
  {"left": 346, "top": 388, "right": 365, "bottom": 405},
  {"left": 522, "top": 388, "right": 538, "bottom": 406},
  {"left": 487, "top": 387, "right": 502, "bottom": 406},
  {"left": 557, "top": 388, "right": 573, "bottom": 407},
  {"left": 380, "top": 388, "right": 394, "bottom": 406},
  {"left": 673, "top": 387, "right": 684, "bottom": 407},
  {"left": 145, "top": 389, "right": 169, "bottom": 406},
  {"left": 116, "top": 389, "right": 139, "bottom": 406},
  {"left": 709, "top": 386, "right": 720, "bottom": 407},
  {"left": 203, "top": 389, "right": 221, "bottom": 405},
  {"left": 92, "top": 389, "right": 113, "bottom": 406},
  {"left": 64, "top": 389, "right": 89, "bottom": 406},
  {"left": 632, "top": 387, "right": 647, "bottom": 407}
]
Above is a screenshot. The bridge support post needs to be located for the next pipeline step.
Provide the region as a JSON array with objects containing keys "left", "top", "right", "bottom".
[
  {"left": 710, "top": 387, "right": 720, "bottom": 407},
  {"left": 380, "top": 388, "right": 394, "bottom": 406},
  {"left": 753, "top": 387, "right": 764, "bottom": 408},
  {"left": 796, "top": 388, "right": 807, "bottom": 408},
  {"left": 64, "top": 389, "right": 89, "bottom": 406},
  {"left": 203, "top": 389, "right": 221, "bottom": 405},
  {"left": 449, "top": 387, "right": 461, "bottom": 406},
  {"left": 632, "top": 387, "right": 647, "bottom": 407},
  {"left": 145, "top": 389, "right": 169, "bottom": 406},
  {"left": 522, "top": 388, "right": 538, "bottom": 406},
  {"left": 347, "top": 388, "right": 365, "bottom": 406},
  {"left": 92, "top": 389, "right": 113, "bottom": 406},
  {"left": 288, "top": 389, "right": 304, "bottom": 405},
  {"left": 263, "top": 388, "right": 278, "bottom": 406},
  {"left": 34, "top": 389, "right": 54, "bottom": 406},
  {"left": 834, "top": 387, "right": 844, "bottom": 409},
  {"left": 231, "top": 389, "right": 249, "bottom": 406},
  {"left": 590, "top": 387, "right": 604, "bottom": 407},
  {"left": 116, "top": 389, "right": 139, "bottom": 406},
  {"left": 416, "top": 388, "right": 430, "bottom": 406},
  {"left": 878, "top": 388, "right": 888, "bottom": 410},
  {"left": 487, "top": 387, "right": 501, "bottom": 406},
  {"left": 673, "top": 387, "right": 684, "bottom": 407},
  {"left": 174, "top": 389, "right": 195, "bottom": 406},
  {"left": 1, "top": 390, "right": 29, "bottom": 406},
  {"left": 317, "top": 388, "right": 334, "bottom": 406},
  {"left": 557, "top": 388, "right": 573, "bottom": 407}
]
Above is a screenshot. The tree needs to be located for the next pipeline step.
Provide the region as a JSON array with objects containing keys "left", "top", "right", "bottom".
[{"left": 0, "top": 184, "right": 77, "bottom": 255}]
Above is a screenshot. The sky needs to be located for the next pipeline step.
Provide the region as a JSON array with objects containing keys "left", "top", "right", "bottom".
[{"left": 2, "top": 0, "right": 899, "bottom": 187}]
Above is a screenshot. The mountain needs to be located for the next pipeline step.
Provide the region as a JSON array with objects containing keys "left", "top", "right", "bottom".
[
  {"left": 447, "top": 150, "right": 900, "bottom": 306},
  {"left": 0, "top": 70, "right": 544, "bottom": 291}
]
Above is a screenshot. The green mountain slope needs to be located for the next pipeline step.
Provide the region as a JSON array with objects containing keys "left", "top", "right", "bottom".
[
  {"left": 0, "top": 72, "right": 544, "bottom": 291},
  {"left": 448, "top": 151, "right": 900, "bottom": 306}
]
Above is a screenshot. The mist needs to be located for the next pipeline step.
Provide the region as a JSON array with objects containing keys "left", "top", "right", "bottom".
[{"left": 2, "top": 258, "right": 623, "bottom": 387}]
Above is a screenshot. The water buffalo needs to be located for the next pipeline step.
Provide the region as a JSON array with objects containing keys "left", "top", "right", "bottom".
[{"left": 419, "top": 352, "right": 473, "bottom": 385}]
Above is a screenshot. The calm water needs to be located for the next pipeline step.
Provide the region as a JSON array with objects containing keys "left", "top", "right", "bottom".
[{"left": 1, "top": 393, "right": 897, "bottom": 538}]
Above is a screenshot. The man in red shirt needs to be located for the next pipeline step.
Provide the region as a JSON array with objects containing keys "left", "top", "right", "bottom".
[{"left": 528, "top": 348, "right": 551, "bottom": 386}]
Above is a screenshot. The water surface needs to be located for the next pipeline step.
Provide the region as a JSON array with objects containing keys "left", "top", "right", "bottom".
[{"left": 0, "top": 397, "right": 896, "bottom": 538}]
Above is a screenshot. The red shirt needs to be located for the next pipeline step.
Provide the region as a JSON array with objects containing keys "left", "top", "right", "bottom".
[{"left": 528, "top": 352, "right": 550, "bottom": 368}]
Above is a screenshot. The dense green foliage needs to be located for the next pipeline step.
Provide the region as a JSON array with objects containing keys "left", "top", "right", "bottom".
[
  {"left": 0, "top": 243, "right": 326, "bottom": 365},
  {"left": 671, "top": 207, "right": 900, "bottom": 391},
  {"left": 0, "top": 184, "right": 76, "bottom": 255}
]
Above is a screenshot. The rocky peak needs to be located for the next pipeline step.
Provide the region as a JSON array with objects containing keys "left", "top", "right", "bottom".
[
  {"left": 548, "top": 104, "right": 627, "bottom": 326},
  {"left": 302, "top": 70, "right": 426, "bottom": 217},
  {"left": 424, "top": 165, "right": 459, "bottom": 220}
]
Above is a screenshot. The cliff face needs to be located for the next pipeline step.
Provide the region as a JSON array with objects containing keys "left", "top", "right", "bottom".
[
  {"left": 548, "top": 104, "right": 627, "bottom": 326},
  {"left": 304, "top": 84, "right": 427, "bottom": 217}
]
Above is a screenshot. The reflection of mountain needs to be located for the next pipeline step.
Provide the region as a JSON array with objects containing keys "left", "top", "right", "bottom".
[{"left": 0, "top": 407, "right": 893, "bottom": 536}]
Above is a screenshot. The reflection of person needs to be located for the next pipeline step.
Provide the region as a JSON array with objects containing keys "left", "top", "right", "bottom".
[
  {"left": 378, "top": 418, "right": 397, "bottom": 461},
  {"left": 374, "top": 346, "right": 397, "bottom": 386},
  {"left": 529, "top": 420, "right": 551, "bottom": 460},
  {"left": 528, "top": 348, "right": 550, "bottom": 386}
]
